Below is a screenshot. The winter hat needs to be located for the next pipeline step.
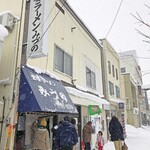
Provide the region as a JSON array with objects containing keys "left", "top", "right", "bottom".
[{"left": 40, "top": 118, "right": 47, "bottom": 127}]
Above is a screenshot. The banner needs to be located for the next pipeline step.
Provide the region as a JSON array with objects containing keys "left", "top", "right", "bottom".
[
  {"left": 27, "top": 0, "right": 49, "bottom": 58},
  {"left": 88, "top": 105, "right": 101, "bottom": 115}
]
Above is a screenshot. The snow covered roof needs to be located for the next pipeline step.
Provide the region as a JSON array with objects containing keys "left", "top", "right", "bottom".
[
  {"left": 109, "top": 98, "right": 124, "bottom": 103},
  {"left": 65, "top": 86, "right": 109, "bottom": 107},
  {"left": 26, "top": 64, "right": 60, "bottom": 81},
  {"left": 0, "top": 24, "right": 8, "bottom": 41},
  {"left": 142, "top": 84, "right": 150, "bottom": 90}
]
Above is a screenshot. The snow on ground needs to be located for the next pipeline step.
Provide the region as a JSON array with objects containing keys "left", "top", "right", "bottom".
[{"left": 104, "top": 124, "right": 150, "bottom": 150}]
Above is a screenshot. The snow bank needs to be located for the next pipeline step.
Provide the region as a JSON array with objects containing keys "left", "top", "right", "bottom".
[
  {"left": 104, "top": 124, "right": 150, "bottom": 150},
  {"left": 0, "top": 24, "right": 8, "bottom": 41}
]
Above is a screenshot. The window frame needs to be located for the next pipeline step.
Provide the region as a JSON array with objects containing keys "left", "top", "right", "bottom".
[
  {"left": 86, "top": 67, "right": 96, "bottom": 89},
  {"left": 112, "top": 65, "right": 115, "bottom": 77},
  {"left": 121, "top": 67, "right": 126, "bottom": 73},
  {"left": 109, "top": 81, "right": 114, "bottom": 95},
  {"left": 108, "top": 61, "right": 111, "bottom": 74},
  {"left": 115, "top": 85, "right": 120, "bottom": 98},
  {"left": 54, "top": 45, "right": 72, "bottom": 77},
  {"left": 116, "top": 68, "right": 118, "bottom": 80}
]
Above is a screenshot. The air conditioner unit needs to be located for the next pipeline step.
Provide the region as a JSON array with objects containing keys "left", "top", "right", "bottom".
[{"left": 0, "top": 12, "right": 17, "bottom": 32}]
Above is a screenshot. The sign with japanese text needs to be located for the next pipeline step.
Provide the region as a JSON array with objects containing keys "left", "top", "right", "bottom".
[
  {"left": 18, "top": 66, "right": 78, "bottom": 114},
  {"left": 27, "top": 0, "right": 49, "bottom": 58}
]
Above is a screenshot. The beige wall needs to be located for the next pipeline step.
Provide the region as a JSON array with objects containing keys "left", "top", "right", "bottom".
[
  {"left": 28, "top": 0, "right": 103, "bottom": 96},
  {"left": 101, "top": 39, "right": 122, "bottom": 100},
  {"left": 26, "top": 0, "right": 104, "bottom": 147},
  {"left": 0, "top": 0, "right": 26, "bottom": 149}
]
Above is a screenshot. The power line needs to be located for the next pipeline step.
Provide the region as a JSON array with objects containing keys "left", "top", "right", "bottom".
[{"left": 105, "top": 0, "right": 124, "bottom": 38}]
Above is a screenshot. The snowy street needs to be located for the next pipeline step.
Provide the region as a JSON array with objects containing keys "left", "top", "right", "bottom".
[{"left": 104, "top": 125, "right": 150, "bottom": 150}]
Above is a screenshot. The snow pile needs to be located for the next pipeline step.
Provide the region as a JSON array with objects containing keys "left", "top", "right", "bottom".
[
  {"left": 0, "top": 24, "right": 8, "bottom": 41},
  {"left": 26, "top": 64, "right": 61, "bottom": 81},
  {"left": 104, "top": 124, "right": 150, "bottom": 150}
]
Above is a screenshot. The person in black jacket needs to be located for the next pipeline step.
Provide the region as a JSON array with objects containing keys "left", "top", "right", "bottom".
[
  {"left": 56, "top": 116, "right": 78, "bottom": 150},
  {"left": 109, "top": 116, "right": 124, "bottom": 150}
]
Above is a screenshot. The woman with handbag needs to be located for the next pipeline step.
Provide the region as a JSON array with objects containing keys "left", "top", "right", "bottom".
[{"left": 109, "top": 116, "right": 124, "bottom": 150}]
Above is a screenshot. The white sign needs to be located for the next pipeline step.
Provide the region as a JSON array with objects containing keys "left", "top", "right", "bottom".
[
  {"left": 0, "top": 24, "right": 8, "bottom": 61},
  {"left": 27, "top": 0, "right": 49, "bottom": 58},
  {"left": 0, "top": 40, "right": 3, "bottom": 62}
]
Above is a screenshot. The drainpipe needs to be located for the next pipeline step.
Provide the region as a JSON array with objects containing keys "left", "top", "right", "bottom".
[{"left": 0, "top": 96, "right": 7, "bottom": 142}]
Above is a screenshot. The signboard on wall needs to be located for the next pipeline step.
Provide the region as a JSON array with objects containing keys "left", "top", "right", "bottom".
[
  {"left": 88, "top": 105, "right": 101, "bottom": 115},
  {"left": 0, "top": 40, "right": 2, "bottom": 62},
  {"left": 27, "top": 0, "right": 49, "bottom": 58},
  {"left": 118, "top": 102, "right": 124, "bottom": 109}
]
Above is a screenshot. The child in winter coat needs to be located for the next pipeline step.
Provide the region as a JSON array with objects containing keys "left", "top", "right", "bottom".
[{"left": 96, "top": 131, "right": 104, "bottom": 150}]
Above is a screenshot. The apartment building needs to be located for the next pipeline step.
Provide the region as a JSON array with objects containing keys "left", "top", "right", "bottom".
[
  {"left": 100, "top": 39, "right": 126, "bottom": 138},
  {"left": 119, "top": 50, "right": 143, "bottom": 127}
]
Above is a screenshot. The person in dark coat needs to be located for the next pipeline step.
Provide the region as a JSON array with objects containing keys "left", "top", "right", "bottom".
[
  {"left": 109, "top": 116, "right": 124, "bottom": 150},
  {"left": 56, "top": 116, "right": 78, "bottom": 150}
]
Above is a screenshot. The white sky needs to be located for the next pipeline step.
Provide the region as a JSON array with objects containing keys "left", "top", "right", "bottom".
[
  {"left": 104, "top": 124, "right": 150, "bottom": 150},
  {"left": 67, "top": 0, "right": 150, "bottom": 90}
]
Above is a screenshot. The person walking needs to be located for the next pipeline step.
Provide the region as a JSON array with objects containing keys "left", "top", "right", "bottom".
[
  {"left": 82, "top": 121, "right": 93, "bottom": 150},
  {"left": 71, "top": 118, "right": 78, "bottom": 150},
  {"left": 56, "top": 116, "right": 78, "bottom": 150},
  {"left": 32, "top": 118, "right": 51, "bottom": 150},
  {"left": 109, "top": 116, "right": 124, "bottom": 150},
  {"left": 96, "top": 131, "right": 104, "bottom": 150}
]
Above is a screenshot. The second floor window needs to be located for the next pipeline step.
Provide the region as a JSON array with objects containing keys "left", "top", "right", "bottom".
[
  {"left": 86, "top": 67, "right": 96, "bottom": 89},
  {"left": 116, "top": 68, "right": 118, "bottom": 80},
  {"left": 108, "top": 61, "right": 111, "bottom": 74},
  {"left": 121, "top": 67, "right": 126, "bottom": 73},
  {"left": 54, "top": 46, "right": 72, "bottom": 76},
  {"left": 112, "top": 65, "right": 115, "bottom": 77},
  {"left": 115, "top": 85, "right": 120, "bottom": 98},
  {"left": 109, "top": 81, "right": 114, "bottom": 95},
  {"left": 138, "top": 85, "right": 142, "bottom": 96}
]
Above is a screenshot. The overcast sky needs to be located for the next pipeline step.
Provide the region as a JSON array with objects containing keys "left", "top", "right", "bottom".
[{"left": 67, "top": 0, "right": 150, "bottom": 88}]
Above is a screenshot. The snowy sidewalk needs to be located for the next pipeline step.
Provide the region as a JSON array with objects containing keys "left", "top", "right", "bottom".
[{"left": 104, "top": 124, "right": 150, "bottom": 150}]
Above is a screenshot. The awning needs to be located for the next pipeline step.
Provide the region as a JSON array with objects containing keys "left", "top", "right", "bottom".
[
  {"left": 109, "top": 98, "right": 124, "bottom": 109},
  {"left": 109, "top": 98, "right": 124, "bottom": 103},
  {"left": 18, "top": 66, "right": 78, "bottom": 114},
  {"left": 65, "top": 87, "right": 109, "bottom": 108}
]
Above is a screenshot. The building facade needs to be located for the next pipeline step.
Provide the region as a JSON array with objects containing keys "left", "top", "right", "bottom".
[
  {"left": 15, "top": 0, "right": 109, "bottom": 150},
  {"left": 0, "top": 0, "right": 26, "bottom": 149},
  {"left": 119, "top": 50, "right": 143, "bottom": 127},
  {"left": 0, "top": 0, "right": 109, "bottom": 149},
  {"left": 100, "top": 39, "right": 126, "bottom": 138}
]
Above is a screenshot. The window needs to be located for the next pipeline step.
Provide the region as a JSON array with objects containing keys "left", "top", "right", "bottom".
[
  {"left": 115, "top": 85, "right": 120, "bottom": 98},
  {"left": 54, "top": 46, "right": 72, "bottom": 76},
  {"left": 109, "top": 81, "right": 114, "bottom": 95},
  {"left": 121, "top": 67, "right": 126, "bottom": 73},
  {"left": 112, "top": 65, "right": 115, "bottom": 77},
  {"left": 138, "top": 85, "right": 142, "bottom": 95},
  {"left": 116, "top": 69, "right": 118, "bottom": 80},
  {"left": 86, "top": 67, "right": 96, "bottom": 89},
  {"left": 108, "top": 61, "right": 111, "bottom": 74}
]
